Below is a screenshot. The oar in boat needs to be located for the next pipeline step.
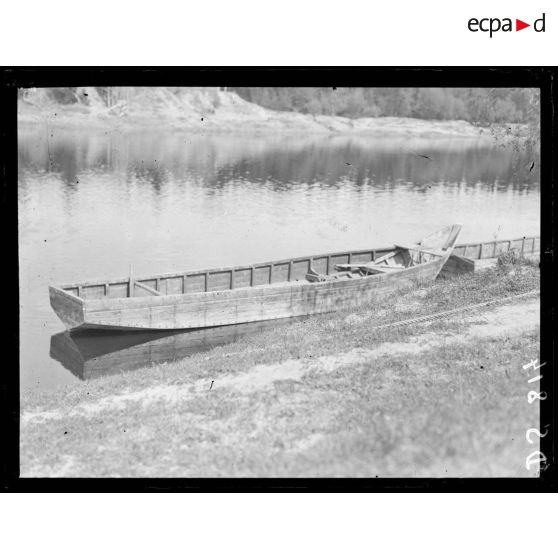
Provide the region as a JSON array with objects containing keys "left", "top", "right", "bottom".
[
  {"left": 393, "top": 243, "right": 447, "bottom": 257},
  {"left": 334, "top": 249, "right": 400, "bottom": 272}
]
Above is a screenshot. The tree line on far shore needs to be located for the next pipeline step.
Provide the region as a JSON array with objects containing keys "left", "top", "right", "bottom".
[{"left": 231, "top": 87, "right": 538, "bottom": 125}]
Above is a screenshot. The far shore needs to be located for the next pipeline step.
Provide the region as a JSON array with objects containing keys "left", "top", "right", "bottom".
[{"left": 18, "top": 102, "right": 491, "bottom": 138}]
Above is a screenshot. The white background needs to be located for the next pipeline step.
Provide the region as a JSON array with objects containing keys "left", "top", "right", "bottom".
[
  {"left": 1, "top": 0, "right": 556, "bottom": 65},
  {"left": 1, "top": 493, "right": 556, "bottom": 557},
  {"left": 3, "top": 0, "right": 555, "bottom": 555}
]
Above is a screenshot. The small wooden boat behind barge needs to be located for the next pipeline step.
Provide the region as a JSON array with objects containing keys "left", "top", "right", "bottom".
[
  {"left": 440, "top": 235, "right": 540, "bottom": 278},
  {"left": 49, "top": 224, "right": 462, "bottom": 332}
]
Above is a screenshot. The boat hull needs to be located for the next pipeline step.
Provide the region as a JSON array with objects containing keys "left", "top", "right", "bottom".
[
  {"left": 49, "top": 286, "right": 84, "bottom": 329},
  {"left": 50, "top": 224, "right": 471, "bottom": 332},
  {"left": 58, "top": 257, "right": 445, "bottom": 331}
]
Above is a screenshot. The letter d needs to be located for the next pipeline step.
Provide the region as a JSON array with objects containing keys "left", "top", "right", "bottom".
[
  {"left": 534, "top": 13, "right": 545, "bottom": 32},
  {"left": 526, "top": 450, "right": 547, "bottom": 471}
]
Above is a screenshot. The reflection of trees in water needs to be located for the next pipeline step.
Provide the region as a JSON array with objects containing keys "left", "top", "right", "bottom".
[
  {"left": 209, "top": 141, "right": 538, "bottom": 194},
  {"left": 127, "top": 161, "right": 167, "bottom": 193},
  {"left": 19, "top": 129, "right": 113, "bottom": 184},
  {"left": 19, "top": 129, "right": 539, "bottom": 199}
]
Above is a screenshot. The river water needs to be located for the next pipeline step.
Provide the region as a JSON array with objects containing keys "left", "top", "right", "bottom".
[{"left": 18, "top": 127, "right": 540, "bottom": 394}]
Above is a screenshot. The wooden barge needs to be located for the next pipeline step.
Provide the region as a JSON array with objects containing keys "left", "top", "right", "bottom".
[{"left": 49, "top": 224, "right": 461, "bottom": 331}]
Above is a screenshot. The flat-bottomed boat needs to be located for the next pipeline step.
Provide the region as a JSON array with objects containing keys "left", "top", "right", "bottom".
[{"left": 49, "top": 224, "right": 462, "bottom": 331}]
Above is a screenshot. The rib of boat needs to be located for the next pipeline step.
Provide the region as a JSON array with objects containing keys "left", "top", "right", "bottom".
[{"left": 49, "top": 224, "right": 462, "bottom": 332}]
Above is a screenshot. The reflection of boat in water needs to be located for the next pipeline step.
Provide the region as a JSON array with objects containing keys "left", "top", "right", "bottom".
[
  {"left": 49, "top": 225, "right": 461, "bottom": 331},
  {"left": 49, "top": 318, "right": 300, "bottom": 380}
]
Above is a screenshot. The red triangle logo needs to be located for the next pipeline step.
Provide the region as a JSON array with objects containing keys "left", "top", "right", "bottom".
[{"left": 516, "top": 19, "right": 530, "bottom": 31}]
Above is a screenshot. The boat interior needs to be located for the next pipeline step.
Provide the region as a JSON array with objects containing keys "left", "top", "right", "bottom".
[{"left": 305, "top": 242, "right": 446, "bottom": 283}]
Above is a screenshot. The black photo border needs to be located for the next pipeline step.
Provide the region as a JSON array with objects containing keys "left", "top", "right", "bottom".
[{"left": 1, "top": 67, "right": 556, "bottom": 492}]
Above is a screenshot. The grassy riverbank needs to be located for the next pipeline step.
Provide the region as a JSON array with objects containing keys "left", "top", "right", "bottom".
[
  {"left": 21, "top": 260, "right": 540, "bottom": 477},
  {"left": 18, "top": 88, "right": 487, "bottom": 137}
]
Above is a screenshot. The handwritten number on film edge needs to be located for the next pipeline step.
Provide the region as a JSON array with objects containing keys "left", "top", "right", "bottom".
[{"left": 523, "top": 359, "right": 548, "bottom": 472}]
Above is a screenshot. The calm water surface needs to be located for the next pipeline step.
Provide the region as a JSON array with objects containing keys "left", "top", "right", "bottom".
[{"left": 19, "top": 128, "right": 540, "bottom": 394}]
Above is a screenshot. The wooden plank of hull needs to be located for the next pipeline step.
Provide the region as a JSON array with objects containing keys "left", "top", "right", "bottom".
[
  {"left": 80, "top": 258, "right": 445, "bottom": 330},
  {"left": 49, "top": 286, "right": 85, "bottom": 329}
]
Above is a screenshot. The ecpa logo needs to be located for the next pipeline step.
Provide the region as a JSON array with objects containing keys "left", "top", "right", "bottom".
[{"left": 468, "top": 13, "right": 546, "bottom": 37}]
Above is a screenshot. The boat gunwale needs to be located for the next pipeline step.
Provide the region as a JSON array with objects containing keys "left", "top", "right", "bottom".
[
  {"left": 49, "top": 285, "right": 85, "bottom": 305},
  {"left": 53, "top": 234, "right": 537, "bottom": 303},
  {"left": 83, "top": 258, "right": 445, "bottom": 312},
  {"left": 56, "top": 244, "right": 398, "bottom": 291}
]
